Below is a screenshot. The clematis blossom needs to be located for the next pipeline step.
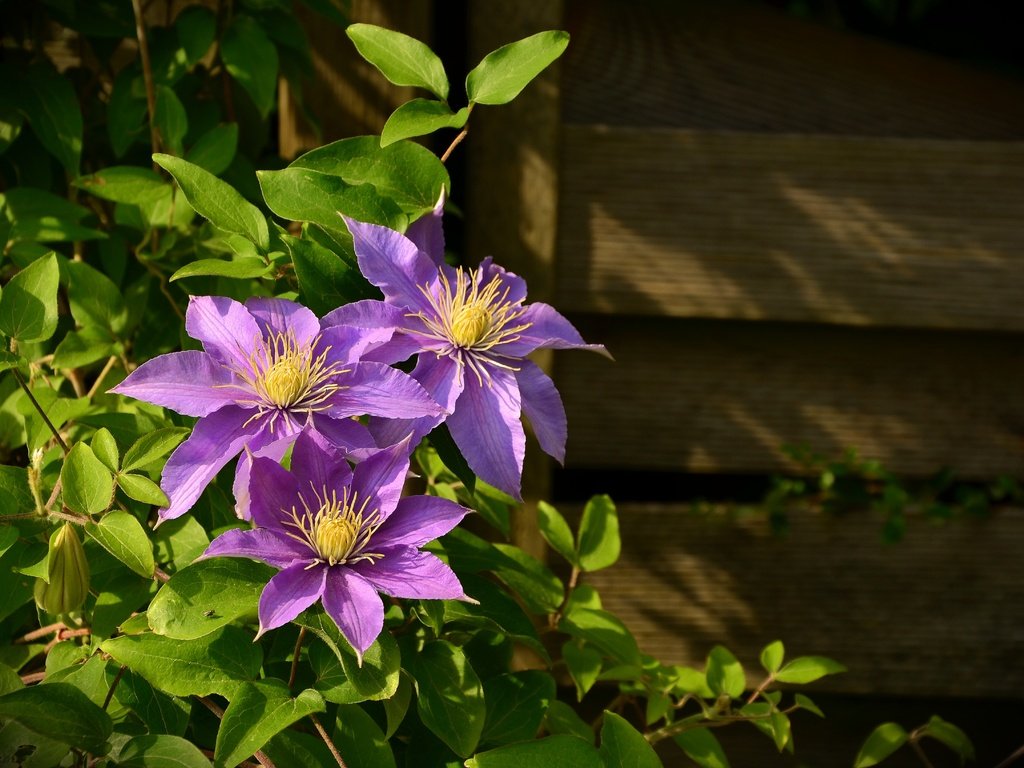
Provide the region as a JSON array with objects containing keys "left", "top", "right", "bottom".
[
  {"left": 202, "top": 428, "right": 471, "bottom": 657},
  {"left": 325, "top": 207, "right": 609, "bottom": 499},
  {"left": 111, "top": 295, "right": 442, "bottom": 520}
]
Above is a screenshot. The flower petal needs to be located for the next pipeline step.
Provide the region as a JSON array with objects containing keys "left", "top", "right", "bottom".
[
  {"left": 185, "top": 296, "right": 262, "bottom": 373},
  {"left": 478, "top": 257, "right": 527, "bottom": 305},
  {"left": 110, "top": 351, "right": 239, "bottom": 417},
  {"left": 257, "top": 562, "right": 327, "bottom": 637},
  {"left": 500, "top": 302, "right": 610, "bottom": 359},
  {"left": 322, "top": 567, "right": 384, "bottom": 658},
  {"left": 446, "top": 366, "right": 525, "bottom": 500},
  {"left": 248, "top": 453, "right": 302, "bottom": 530},
  {"left": 345, "top": 217, "right": 438, "bottom": 307},
  {"left": 309, "top": 415, "right": 378, "bottom": 460},
  {"left": 203, "top": 527, "right": 310, "bottom": 568},
  {"left": 326, "top": 361, "right": 442, "bottom": 420},
  {"left": 315, "top": 324, "right": 394, "bottom": 366},
  {"left": 158, "top": 406, "right": 261, "bottom": 521},
  {"left": 351, "top": 438, "right": 413, "bottom": 521},
  {"left": 245, "top": 297, "right": 320, "bottom": 348},
  {"left": 232, "top": 433, "right": 293, "bottom": 521},
  {"left": 404, "top": 191, "right": 446, "bottom": 267},
  {"left": 290, "top": 427, "right": 353, "bottom": 495},
  {"left": 375, "top": 495, "right": 470, "bottom": 548},
  {"left": 515, "top": 360, "right": 567, "bottom": 464},
  {"left": 369, "top": 352, "right": 463, "bottom": 448},
  {"left": 350, "top": 547, "right": 466, "bottom": 600}
]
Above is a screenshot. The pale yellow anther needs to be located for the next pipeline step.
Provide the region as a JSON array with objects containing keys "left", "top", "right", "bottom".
[
  {"left": 315, "top": 517, "right": 359, "bottom": 566},
  {"left": 450, "top": 305, "right": 490, "bottom": 347},
  {"left": 281, "top": 486, "right": 384, "bottom": 567},
  {"left": 263, "top": 360, "right": 306, "bottom": 407}
]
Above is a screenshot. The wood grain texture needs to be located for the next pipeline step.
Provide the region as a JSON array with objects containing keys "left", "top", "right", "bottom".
[
  {"left": 559, "top": 317, "right": 1024, "bottom": 478},
  {"left": 579, "top": 503, "right": 1024, "bottom": 698},
  {"left": 557, "top": 126, "right": 1024, "bottom": 331},
  {"left": 562, "top": 0, "right": 1024, "bottom": 138}
]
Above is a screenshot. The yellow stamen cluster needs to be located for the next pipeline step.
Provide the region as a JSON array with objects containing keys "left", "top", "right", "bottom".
[{"left": 282, "top": 486, "right": 383, "bottom": 566}]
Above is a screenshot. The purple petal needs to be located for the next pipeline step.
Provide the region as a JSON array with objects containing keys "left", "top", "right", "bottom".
[
  {"left": 248, "top": 453, "right": 301, "bottom": 530},
  {"left": 322, "top": 567, "right": 384, "bottom": 658},
  {"left": 315, "top": 324, "right": 394, "bottom": 366},
  {"left": 446, "top": 366, "right": 525, "bottom": 500},
  {"left": 478, "top": 257, "right": 527, "bottom": 305},
  {"left": 404, "top": 190, "right": 446, "bottom": 266},
  {"left": 157, "top": 406, "right": 260, "bottom": 521},
  {"left": 320, "top": 301, "right": 423, "bottom": 365},
  {"left": 326, "top": 361, "right": 442, "bottom": 420},
  {"left": 369, "top": 353, "right": 463, "bottom": 447},
  {"left": 203, "top": 527, "right": 310, "bottom": 568},
  {"left": 233, "top": 433, "right": 293, "bottom": 521},
  {"left": 351, "top": 438, "right": 413, "bottom": 521},
  {"left": 309, "top": 415, "right": 378, "bottom": 460},
  {"left": 350, "top": 547, "right": 466, "bottom": 600},
  {"left": 499, "top": 302, "right": 610, "bottom": 359},
  {"left": 185, "top": 296, "right": 262, "bottom": 373},
  {"left": 257, "top": 563, "right": 327, "bottom": 637},
  {"left": 290, "top": 427, "right": 353, "bottom": 495},
  {"left": 245, "top": 297, "right": 320, "bottom": 348},
  {"left": 515, "top": 360, "right": 567, "bottom": 464},
  {"left": 375, "top": 496, "right": 470, "bottom": 548},
  {"left": 110, "top": 351, "right": 238, "bottom": 417},
  {"left": 345, "top": 218, "right": 438, "bottom": 307}
]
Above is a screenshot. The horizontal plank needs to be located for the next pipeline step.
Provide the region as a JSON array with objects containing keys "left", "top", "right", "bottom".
[
  {"left": 558, "top": 318, "right": 1024, "bottom": 478},
  {"left": 579, "top": 502, "right": 1024, "bottom": 698},
  {"left": 557, "top": 127, "right": 1024, "bottom": 331},
  {"left": 563, "top": 0, "right": 1024, "bottom": 138}
]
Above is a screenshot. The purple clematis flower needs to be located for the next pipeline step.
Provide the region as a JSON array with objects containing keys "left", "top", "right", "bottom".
[
  {"left": 111, "top": 295, "right": 443, "bottom": 520},
  {"left": 324, "top": 208, "right": 609, "bottom": 499},
  {"left": 202, "top": 428, "right": 471, "bottom": 657}
]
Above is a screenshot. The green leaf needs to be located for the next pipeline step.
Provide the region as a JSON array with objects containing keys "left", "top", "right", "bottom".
[
  {"left": 491, "top": 542, "right": 563, "bottom": 614},
  {"left": 0, "top": 104, "right": 23, "bottom": 156},
  {"left": 577, "top": 494, "right": 619, "bottom": 572},
  {"left": 122, "top": 427, "right": 190, "bottom": 473},
  {"left": 537, "top": 500, "right": 578, "bottom": 566},
  {"left": 148, "top": 557, "right": 273, "bottom": 640},
  {"left": 481, "top": 671, "right": 554, "bottom": 746},
  {"left": 152, "top": 515, "right": 210, "bottom": 571},
  {"left": 117, "top": 473, "right": 170, "bottom": 507},
  {"left": 61, "top": 442, "right": 115, "bottom": 515},
  {"left": 170, "top": 256, "right": 272, "bottom": 282},
  {"left": 775, "top": 656, "right": 846, "bottom": 685},
  {"left": 101, "top": 626, "right": 262, "bottom": 699},
  {"left": 19, "top": 64, "right": 82, "bottom": 174},
  {"left": 599, "top": 711, "right": 662, "bottom": 768},
  {"left": 257, "top": 166, "right": 406, "bottom": 233},
  {"left": 466, "top": 735, "right": 602, "bottom": 768},
  {"left": 382, "top": 672, "right": 412, "bottom": 738},
  {"left": 74, "top": 166, "right": 167, "bottom": 205},
  {"left": 85, "top": 510, "right": 155, "bottom": 578},
  {"left": 408, "top": 640, "right": 485, "bottom": 758},
  {"left": 854, "top": 723, "right": 909, "bottom": 768},
  {"left": 381, "top": 100, "right": 469, "bottom": 147},
  {"left": 154, "top": 153, "right": 269, "bottom": 251},
  {"left": 0, "top": 682, "right": 112, "bottom": 753},
  {"left": 674, "top": 728, "right": 731, "bottom": 768},
  {"left": 113, "top": 669, "right": 189, "bottom": 736},
  {"left": 545, "top": 700, "right": 594, "bottom": 744},
  {"left": 175, "top": 5, "right": 216, "bottom": 65},
  {"left": 922, "top": 716, "right": 974, "bottom": 760},
  {"left": 346, "top": 24, "right": 448, "bottom": 100},
  {"left": 108, "top": 67, "right": 147, "bottom": 158},
  {"left": 332, "top": 704, "right": 397, "bottom": 768},
  {"left": 185, "top": 123, "right": 239, "bottom": 176},
  {"left": 430, "top": 423, "right": 476, "bottom": 494},
  {"left": 284, "top": 232, "right": 374, "bottom": 315},
  {"left": 563, "top": 641, "right": 602, "bottom": 701},
  {"left": 442, "top": 574, "right": 547, "bottom": 660},
  {"left": 466, "top": 30, "right": 569, "bottom": 106},
  {"left": 0, "top": 466, "right": 34, "bottom": 517},
  {"left": 794, "top": 693, "right": 824, "bottom": 718},
  {"left": 91, "top": 428, "right": 120, "bottom": 472},
  {"left": 66, "top": 260, "right": 129, "bottom": 334},
  {"left": 559, "top": 606, "right": 640, "bottom": 666},
  {"left": 0, "top": 350, "right": 24, "bottom": 373},
  {"left": 118, "top": 733, "right": 212, "bottom": 768},
  {"left": 154, "top": 85, "right": 188, "bottom": 156},
  {"left": 289, "top": 136, "right": 449, "bottom": 216},
  {"left": 215, "top": 680, "right": 325, "bottom": 768},
  {"left": 706, "top": 645, "right": 745, "bottom": 699},
  {"left": 0, "top": 252, "right": 59, "bottom": 343},
  {"left": 759, "top": 640, "right": 784, "bottom": 675},
  {"left": 52, "top": 326, "right": 116, "bottom": 369},
  {"left": 221, "top": 15, "right": 280, "bottom": 117}
]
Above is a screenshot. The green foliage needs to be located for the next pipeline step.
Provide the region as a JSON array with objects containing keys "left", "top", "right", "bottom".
[{"left": 465, "top": 30, "right": 571, "bottom": 105}]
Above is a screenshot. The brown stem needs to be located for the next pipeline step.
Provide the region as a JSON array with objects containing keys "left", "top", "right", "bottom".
[
  {"left": 994, "top": 743, "right": 1024, "bottom": 768},
  {"left": 12, "top": 369, "right": 69, "bottom": 454},
  {"left": 20, "top": 671, "right": 46, "bottom": 685},
  {"left": 550, "top": 565, "right": 580, "bottom": 628},
  {"left": 909, "top": 735, "right": 936, "bottom": 768},
  {"left": 440, "top": 127, "right": 468, "bottom": 164},
  {"left": 289, "top": 627, "right": 307, "bottom": 691},
  {"left": 130, "top": 0, "right": 161, "bottom": 164},
  {"left": 745, "top": 674, "right": 775, "bottom": 705},
  {"left": 86, "top": 357, "right": 119, "bottom": 399},
  {"left": 154, "top": 567, "right": 171, "bottom": 583},
  {"left": 199, "top": 697, "right": 277, "bottom": 768},
  {"left": 310, "top": 713, "right": 347, "bottom": 768},
  {"left": 102, "top": 665, "right": 126, "bottom": 711},
  {"left": 17, "top": 622, "right": 65, "bottom": 643}
]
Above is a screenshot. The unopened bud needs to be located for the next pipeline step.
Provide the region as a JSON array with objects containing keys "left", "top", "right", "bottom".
[{"left": 34, "top": 524, "right": 90, "bottom": 615}]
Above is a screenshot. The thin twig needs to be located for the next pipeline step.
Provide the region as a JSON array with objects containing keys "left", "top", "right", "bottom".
[
  {"left": 20, "top": 671, "right": 46, "bottom": 685},
  {"left": 130, "top": 0, "right": 160, "bottom": 164},
  {"left": 289, "top": 627, "right": 307, "bottom": 691},
  {"left": 994, "top": 743, "right": 1024, "bottom": 768},
  {"left": 16, "top": 622, "right": 64, "bottom": 643},
  {"left": 910, "top": 736, "right": 936, "bottom": 768},
  {"left": 440, "top": 127, "right": 468, "bottom": 164},
  {"left": 86, "top": 356, "right": 119, "bottom": 399},
  {"left": 12, "top": 369, "right": 69, "bottom": 454},
  {"left": 102, "top": 665, "right": 126, "bottom": 711},
  {"left": 310, "top": 713, "right": 347, "bottom": 768},
  {"left": 550, "top": 565, "right": 580, "bottom": 628}
]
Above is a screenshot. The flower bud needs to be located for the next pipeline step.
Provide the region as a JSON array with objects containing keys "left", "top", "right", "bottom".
[{"left": 34, "top": 523, "right": 90, "bottom": 615}]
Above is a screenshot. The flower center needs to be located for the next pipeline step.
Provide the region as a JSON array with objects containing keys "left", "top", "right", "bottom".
[
  {"left": 263, "top": 359, "right": 307, "bottom": 407},
  {"left": 450, "top": 305, "right": 490, "bottom": 347},
  {"left": 282, "top": 486, "right": 384, "bottom": 567}
]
